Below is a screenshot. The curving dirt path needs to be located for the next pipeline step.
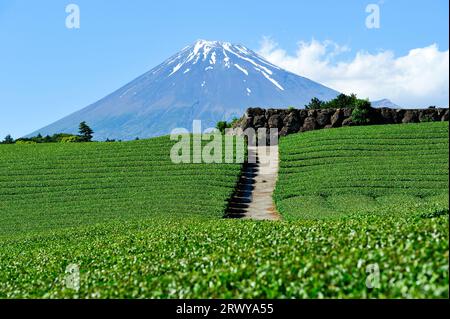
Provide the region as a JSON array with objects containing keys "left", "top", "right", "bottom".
[{"left": 226, "top": 145, "right": 281, "bottom": 221}]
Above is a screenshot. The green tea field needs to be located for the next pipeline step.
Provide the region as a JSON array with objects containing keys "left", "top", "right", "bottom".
[
  {"left": 275, "top": 122, "right": 449, "bottom": 220},
  {"left": 0, "top": 136, "right": 242, "bottom": 236},
  {"left": 0, "top": 123, "right": 448, "bottom": 298}
]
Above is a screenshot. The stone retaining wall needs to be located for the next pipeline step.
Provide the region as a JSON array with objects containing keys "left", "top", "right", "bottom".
[{"left": 234, "top": 107, "right": 449, "bottom": 137}]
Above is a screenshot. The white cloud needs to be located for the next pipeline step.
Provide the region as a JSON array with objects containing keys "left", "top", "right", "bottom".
[{"left": 258, "top": 37, "right": 449, "bottom": 107}]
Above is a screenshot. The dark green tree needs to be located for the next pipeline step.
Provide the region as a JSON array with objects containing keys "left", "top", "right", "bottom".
[
  {"left": 305, "top": 93, "right": 369, "bottom": 110},
  {"left": 216, "top": 118, "right": 239, "bottom": 134},
  {"left": 31, "top": 133, "right": 43, "bottom": 143},
  {"left": 305, "top": 97, "right": 325, "bottom": 110},
  {"left": 351, "top": 99, "right": 373, "bottom": 124},
  {"left": 216, "top": 121, "right": 231, "bottom": 135},
  {"left": 2, "top": 134, "right": 14, "bottom": 144},
  {"left": 78, "top": 121, "right": 94, "bottom": 142},
  {"left": 326, "top": 93, "right": 358, "bottom": 109}
]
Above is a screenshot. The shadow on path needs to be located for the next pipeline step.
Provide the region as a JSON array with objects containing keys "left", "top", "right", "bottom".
[{"left": 225, "top": 146, "right": 280, "bottom": 221}]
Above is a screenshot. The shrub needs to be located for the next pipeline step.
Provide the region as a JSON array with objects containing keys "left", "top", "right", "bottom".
[
  {"left": 216, "top": 121, "right": 230, "bottom": 134},
  {"left": 51, "top": 133, "right": 77, "bottom": 143},
  {"left": 230, "top": 117, "right": 239, "bottom": 127},
  {"left": 60, "top": 135, "right": 80, "bottom": 143},
  {"left": 351, "top": 99, "right": 373, "bottom": 124},
  {"left": 216, "top": 118, "right": 239, "bottom": 134}
]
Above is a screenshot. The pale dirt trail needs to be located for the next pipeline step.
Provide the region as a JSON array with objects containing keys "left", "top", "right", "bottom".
[{"left": 226, "top": 145, "right": 281, "bottom": 221}]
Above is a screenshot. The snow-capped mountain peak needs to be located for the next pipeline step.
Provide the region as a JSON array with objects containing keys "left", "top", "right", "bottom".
[
  {"left": 28, "top": 40, "right": 340, "bottom": 140},
  {"left": 160, "top": 40, "right": 287, "bottom": 91}
]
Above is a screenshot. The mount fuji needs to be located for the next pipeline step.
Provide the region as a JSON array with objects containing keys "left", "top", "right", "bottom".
[{"left": 29, "top": 40, "right": 340, "bottom": 140}]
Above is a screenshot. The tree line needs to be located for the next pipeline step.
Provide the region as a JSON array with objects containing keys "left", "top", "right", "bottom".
[
  {"left": 305, "top": 93, "right": 373, "bottom": 124},
  {"left": 1, "top": 121, "right": 94, "bottom": 145},
  {"left": 2, "top": 94, "right": 374, "bottom": 144}
]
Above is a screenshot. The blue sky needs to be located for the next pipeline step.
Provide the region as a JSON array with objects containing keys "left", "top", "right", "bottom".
[{"left": 0, "top": 0, "right": 448, "bottom": 138}]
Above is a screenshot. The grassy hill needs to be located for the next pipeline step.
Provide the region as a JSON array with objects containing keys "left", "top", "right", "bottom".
[
  {"left": 0, "top": 136, "right": 241, "bottom": 236},
  {"left": 275, "top": 122, "right": 449, "bottom": 220},
  {"left": 0, "top": 123, "right": 448, "bottom": 298}
]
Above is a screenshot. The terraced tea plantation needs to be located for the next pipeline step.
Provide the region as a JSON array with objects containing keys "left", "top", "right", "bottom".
[
  {"left": 275, "top": 122, "right": 449, "bottom": 220},
  {"left": 0, "top": 136, "right": 242, "bottom": 235},
  {"left": 0, "top": 123, "right": 448, "bottom": 298}
]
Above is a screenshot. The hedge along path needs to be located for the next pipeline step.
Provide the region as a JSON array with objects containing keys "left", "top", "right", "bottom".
[{"left": 227, "top": 145, "right": 281, "bottom": 221}]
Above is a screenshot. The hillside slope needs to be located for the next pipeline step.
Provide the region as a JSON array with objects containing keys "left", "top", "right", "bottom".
[
  {"left": 0, "top": 137, "right": 242, "bottom": 235},
  {"left": 275, "top": 122, "right": 449, "bottom": 220},
  {"left": 28, "top": 40, "right": 339, "bottom": 140},
  {"left": 0, "top": 123, "right": 448, "bottom": 298}
]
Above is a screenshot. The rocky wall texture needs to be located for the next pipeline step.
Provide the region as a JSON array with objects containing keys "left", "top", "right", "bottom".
[{"left": 234, "top": 107, "right": 449, "bottom": 137}]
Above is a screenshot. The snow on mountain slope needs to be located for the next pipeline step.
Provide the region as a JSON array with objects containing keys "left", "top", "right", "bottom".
[{"left": 29, "top": 40, "right": 340, "bottom": 140}]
